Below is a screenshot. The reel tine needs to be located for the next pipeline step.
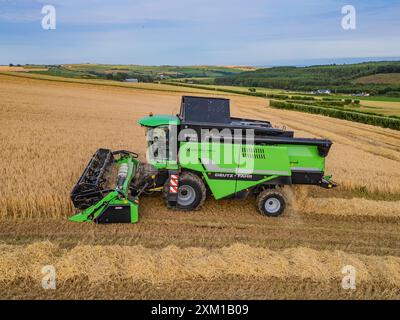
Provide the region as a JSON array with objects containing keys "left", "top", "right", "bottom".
[{"left": 70, "top": 149, "right": 115, "bottom": 209}]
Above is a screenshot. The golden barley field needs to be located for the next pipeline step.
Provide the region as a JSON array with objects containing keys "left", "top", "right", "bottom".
[{"left": 0, "top": 73, "right": 399, "bottom": 299}]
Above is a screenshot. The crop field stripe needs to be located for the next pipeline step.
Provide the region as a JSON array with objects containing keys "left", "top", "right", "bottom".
[
  {"left": 0, "top": 72, "right": 222, "bottom": 95},
  {"left": 269, "top": 100, "right": 400, "bottom": 130}
]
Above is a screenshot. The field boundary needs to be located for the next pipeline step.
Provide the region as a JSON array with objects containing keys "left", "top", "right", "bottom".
[
  {"left": 166, "top": 82, "right": 400, "bottom": 130},
  {"left": 0, "top": 72, "right": 224, "bottom": 96},
  {"left": 164, "top": 81, "right": 268, "bottom": 97},
  {"left": 270, "top": 100, "right": 400, "bottom": 130},
  {"left": 2, "top": 71, "right": 400, "bottom": 131}
]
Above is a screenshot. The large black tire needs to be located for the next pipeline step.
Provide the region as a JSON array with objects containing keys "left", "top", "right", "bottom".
[
  {"left": 164, "top": 172, "right": 206, "bottom": 211},
  {"left": 256, "top": 189, "right": 286, "bottom": 217}
]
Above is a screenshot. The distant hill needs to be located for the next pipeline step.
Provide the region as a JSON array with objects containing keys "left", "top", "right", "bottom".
[
  {"left": 22, "top": 64, "right": 249, "bottom": 83},
  {"left": 353, "top": 73, "right": 400, "bottom": 85},
  {"left": 215, "top": 61, "right": 400, "bottom": 96},
  {"left": 63, "top": 64, "right": 247, "bottom": 78}
]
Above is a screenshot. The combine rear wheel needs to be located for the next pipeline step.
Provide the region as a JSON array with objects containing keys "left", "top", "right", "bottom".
[
  {"left": 164, "top": 172, "right": 206, "bottom": 211},
  {"left": 256, "top": 189, "right": 286, "bottom": 217}
]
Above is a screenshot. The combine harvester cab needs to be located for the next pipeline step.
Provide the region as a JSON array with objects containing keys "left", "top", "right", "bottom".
[{"left": 69, "top": 95, "right": 336, "bottom": 223}]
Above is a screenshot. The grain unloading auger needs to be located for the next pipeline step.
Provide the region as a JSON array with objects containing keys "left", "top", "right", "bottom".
[{"left": 70, "top": 96, "right": 336, "bottom": 224}]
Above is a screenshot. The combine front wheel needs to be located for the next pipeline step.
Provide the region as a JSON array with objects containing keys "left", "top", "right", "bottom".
[
  {"left": 256, "top": 189, "right": 286, "bottom": 217},
  {"left": 164, "top": 172, "right": 206, "bottom": 211}
]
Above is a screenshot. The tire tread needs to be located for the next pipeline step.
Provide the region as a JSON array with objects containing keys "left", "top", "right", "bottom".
[{"left": 163, "top": 172, "right": 206, "bottom": 211}]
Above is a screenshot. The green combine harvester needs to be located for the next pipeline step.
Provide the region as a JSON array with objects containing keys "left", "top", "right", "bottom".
[{"left": 70, "top": 96, "right": 336, "bottom": 223}]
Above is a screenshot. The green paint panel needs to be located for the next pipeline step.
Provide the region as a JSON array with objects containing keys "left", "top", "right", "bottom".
[
  {"left": 237, "top": 145, "right": 291, "bottom": 175},
  {"left": 179, "top": 141, "right": 326, "bottom": 199},
  {"left": 282, "top": 145, "right": 325, "bottom": 171},
  {"left": 180, "top": 142, "right": 238, "bottom": 198},
  {"left": 131, "top": 203, "right": 139, "bottom": 223},
  {"left": 152, "top": 161, "right": 179, "bottom": 170},
  {"left": 137, "top": 115, "right": 180, "bottom": 127},
  {"left": 235, "top": 175, "right": 279, "bottom": 194},
  {"left": 203, "top": 173, "right": 237, "bottom": 199}
]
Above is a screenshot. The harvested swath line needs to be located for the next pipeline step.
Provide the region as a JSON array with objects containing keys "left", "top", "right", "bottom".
[{"left": 302, "top": 197, "right": 400, "bottom": 218}]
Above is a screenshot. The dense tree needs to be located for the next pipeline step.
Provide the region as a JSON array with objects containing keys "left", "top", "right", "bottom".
[{"left": 215, "top": 61, "right": 400, "bottom": 95}]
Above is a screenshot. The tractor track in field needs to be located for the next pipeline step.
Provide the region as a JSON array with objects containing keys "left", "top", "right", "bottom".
[
  {"left": 2, "top": 277, "right": 399, "bottom": 300},
  {"left": 1, "top": 196, "right": 399, "bottom": 257}
]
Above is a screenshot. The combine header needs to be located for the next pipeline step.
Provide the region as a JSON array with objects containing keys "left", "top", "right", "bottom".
[
  {"left": 70, "top": 96, "right": 336, "bottom": 223},
  {"left": 70, "top": 150, "right": 140, "bottom": 223}
]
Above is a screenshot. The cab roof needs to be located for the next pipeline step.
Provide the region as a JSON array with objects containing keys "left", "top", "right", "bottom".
[{"left": 137, "top": 114, "right": 180, "bottom": 127}]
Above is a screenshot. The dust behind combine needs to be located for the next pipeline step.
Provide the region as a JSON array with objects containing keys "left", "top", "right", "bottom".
[{"left": 0, "top": 74, "right": 399, "bottom": 299}]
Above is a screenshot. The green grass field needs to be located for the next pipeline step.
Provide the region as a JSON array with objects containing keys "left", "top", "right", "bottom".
[
  {"left": 167, "top": 81, "right": 286, "bottom": 94},
  {"left": 60, "top": 64, "right": 248, "bottom": 78},
  {"left": 166, "top": 81, "right": 400, "bottom": 117},
  {"left": 329, "top": 91, "right": 400, "bottom": 102},
  {"left": 24, "top": 64, "right": 251, "bottom": 83}
]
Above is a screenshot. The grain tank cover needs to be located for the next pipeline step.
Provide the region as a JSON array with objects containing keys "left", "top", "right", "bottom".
[{"left": 179, "top": 96, "right": 230, "bottom": 123}]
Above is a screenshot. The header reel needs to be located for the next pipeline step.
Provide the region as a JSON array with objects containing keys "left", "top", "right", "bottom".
[{"left": 69, "top": 149, "right": 140, "bottom": 223}]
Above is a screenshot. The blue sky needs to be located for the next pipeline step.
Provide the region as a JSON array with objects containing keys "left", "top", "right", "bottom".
[{"left": 0, "top": 0, "right": 399, "bottom": 66}]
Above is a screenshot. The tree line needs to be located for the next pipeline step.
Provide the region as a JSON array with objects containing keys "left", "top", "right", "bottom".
[{"left": 214, "top": 61, "right": 400, "bottom": 96}]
